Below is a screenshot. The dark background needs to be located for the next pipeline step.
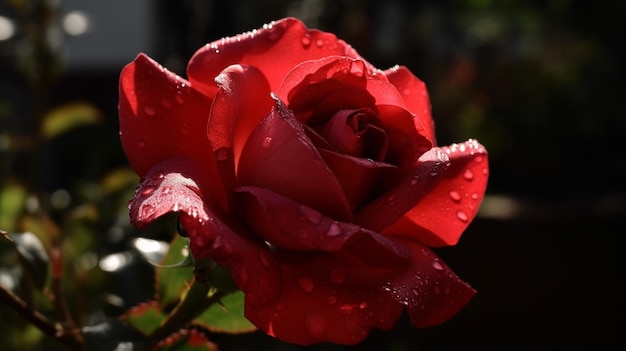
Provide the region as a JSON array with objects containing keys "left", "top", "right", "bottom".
[{"left": 1, "top": 0, "right": 624, "bottom": 350}]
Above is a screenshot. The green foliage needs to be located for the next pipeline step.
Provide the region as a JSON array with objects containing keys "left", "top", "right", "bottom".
[
  {"left": 0, "top": 182, "right": 27, "bottom": 232},
  {"left": 7, "top": 232, "right": 49, "bottom": 291},
  {"left": 156, "top": 235, "right": 194, "bottom": 308},
  {"left": 125, "top": 301, "right": 166, "bottom": 335},
  {"left": 40, "top": 103, "right": 102, "bottom": 140},
  {"left": 195, "top": 291, "right": 255, "bottom": 334}
]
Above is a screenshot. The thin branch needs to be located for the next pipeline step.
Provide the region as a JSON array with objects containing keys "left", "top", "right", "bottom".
[
  {"left": 0, "top": 284, "right": 82, "bottom": 350},
  {"left": 149, "top": 279, "right": 228, "bottom": 343},
  {"left": 50, "top": 243, "right": 78, "bottom": 330}
]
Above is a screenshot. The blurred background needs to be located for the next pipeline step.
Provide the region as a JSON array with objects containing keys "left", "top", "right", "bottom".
[{"left": 1, "top": 0, "right": 624, "bottom": 350}]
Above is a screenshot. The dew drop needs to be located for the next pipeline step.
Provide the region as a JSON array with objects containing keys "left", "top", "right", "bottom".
[
  {"left": 431, "top": 259, "right": 444, "bottom": 271},
  {"left": 329, "top": 269, "right": 346, "bottom": 284},
  {"left": 456, "top": 210, "right": 468, "bottom": 222},
  {"left": 300, "top": 205, "right": 322, "bottom": 225},
  {"left": 160, "top": 99, "right": 172, "bottom": 108},
  {"left": 475, "top": 155, "right": 484, "bottom": 163},
  {"left": 143, "top": 106, "right": 156, "bottom": 116},
  {"left": 258, "top": 251, "right": 273, "bottom": 267},
  {"left": 448, "top": 190, "right": 461, "bottom": 202},
  {"left": 174, "top": 94, "right": 185, "bottom": 104},
  {"left": 463, "top": 169, "right": 474, "bottom": 181},
  {"left": 350, "top": 61, "right": 365, "bottom": 77},
  {"left": 141, "top": 204, "right": 155, "bottom": 218},
  {"left": 215, "top": 147, "right": 230, "bottom": 161},
  {"left": 410, "top": 178, "right": 418, "bottom": 186},
  {"left": 262, "top": 136, "right": 272, "bottom": 147},
  {"left": 297, "top": 276, "right": 314, "bottom": 293},
  {"left": 482, "top": 168, "right": 488, "bottom": 175},
  {"left": 359, "top": 301, "right": 368, "bottom": 309},
  {"left": 141, "top": 187, "right": 154, "bottom": 196},
  {"left": 315, "top": 39, "right": 324, "bottom": 48},
  {"left": 301, "top": 34, "right": 311, "bottom": 48},
  {"left": 471, "top": 192, "right": 479, "bottom": 200},
  {"left": 326, "top": 222, "right": 342, "bottom": 237},
  {"left": 411, "top": 288, "right": 420, "bottom": 297}
]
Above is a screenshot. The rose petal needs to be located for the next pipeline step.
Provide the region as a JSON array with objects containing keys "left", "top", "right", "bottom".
[
  {"left": 383, "top": 139, "right": 489, "bottom": 246},
  {"left": 187, "top": 18, "right": 369, "bottom": 97},
  {"left": 381, "top": 236, "right": 476, "bottom": 327},
  {"left": 376, "top": 104, "right": 433, "bottom": 172},
  {"left": 354, "top": 148, "right": 450, "bottom": 232},
  {"left": 208, "top": 64, "right": 273, "bottom": 202},
  {"left": 318, "top": 149, "right": 397, "bottom": 210},
  {"left": 237, "top": 98, "right": 353, "bottom": 221},
  {"left": 237, "top": 186, "right": 410, "bottom": 266},
  {"left": 243, "top": 236, "right": 473, "bottom": 345},
  {"left": 119, "top": 54, "right": 214, "bottom": 177},
  {"left": 384, "top": 65, "right": 437, "bottom": 145},
  {"left": 129, "top": 158, "right": 280, "bottom": 305},
  {"left": 277, "top": 57, "right": 409, "bottom": 121},
  {"left": 244, "top": 250, "right": 403, "bottom": 345}
]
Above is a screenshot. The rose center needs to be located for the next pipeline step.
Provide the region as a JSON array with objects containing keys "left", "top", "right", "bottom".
[{"left": 315, "top": 108, "right": 388, "bottom": 161}]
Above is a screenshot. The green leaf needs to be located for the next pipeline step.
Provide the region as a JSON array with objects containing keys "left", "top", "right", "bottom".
[
  {"left": 0, "top": 182, "right": 27, "bottom": 232},
  {"left": 40, "top": 102, "right": 102, "bottom": 139},
  {"left": 156, "top": 329, "right": 217, "bottom": 351},
  {"left": 8, "top": 232, "right": 49, "bottom": 291},
  {"left": 124, "top": 301, "right": 166, "bottom": 335},
  {"left": 156, "top": 235, "right": 194, "bottom": 308},
  {"left": 82, "top": 319, "right": 149, "bottom": 351},
  {"left": 194, "top": 291, "right": 256, "bottom": 334}
]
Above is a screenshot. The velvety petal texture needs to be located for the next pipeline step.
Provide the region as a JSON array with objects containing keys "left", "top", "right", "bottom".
[
  {"left": 129, "top": 158, "right": 280, "bottom": 306},
  {"left": 119, "top": 17, "right": 488, "bottom": 347},
  {"left": 187, "top": 18, "right": 371, "bottom": 97},
  {"left": 383, "top": 139, "right": 489, "bottom": 246}
]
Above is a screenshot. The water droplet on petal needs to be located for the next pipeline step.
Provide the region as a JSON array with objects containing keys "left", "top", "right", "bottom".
[
  {"left": 315, "top": 39, "right": 324, "bottom": 48},
  {"left": 463, "top": 169, "right": 474, "bottom": 181},
  {"left": 161, "top": 99, "right": 172, "bottom": 108},
  {"left": 411, "top": 288, "right": 420, "bottom": 297},
  {"left": 297, "top": 276, "right": 314, "bottom": 292},
  {"left": 329, "top": 269, "right": 346, "bottom": 284},
  {"left": 141, "top": 204, "right": 155, "bottom": 218},
  {"left": 448, "top": 190, "right": 461, "bottom": 202},
  {"left": 456, "top": 210, "right": 468, "bottom": 222},
  {"left": 215, "top": 147, "right": 230, "bottom": 162},
  {"left": 431, "top": 259, "right": 444, "bottom": 271},
  {"left": 141, "top": 187, "right": 154, "bottom": 196},
  {"left": 300, "top": 205, "right": 322, "bottom": 225},
  {"left": 471, "top": 192, "right": 479, "bottom": 200},
  {"left": 258, "top": 251, "right": 273, "bottom": 267},
  {"left": 143, "top": 106, "right": 156, "bottom": 116},
  {"left": 262, "top": 136, "right": 272, "bottom": 148},
  {"left": 350, "top": 61, "right": 365, "bottom": 77},
  {"left": 301, "top": 34, "right": 311, "bottom": 48},
  {"left": 326, "top": 222, "right": 342, "bottom": 237},
  {"left": 359, "top": 301, "right": 368, "bottom": 309}
]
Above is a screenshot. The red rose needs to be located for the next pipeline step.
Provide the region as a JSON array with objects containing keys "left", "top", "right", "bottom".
[{"left": 119, "top": 18, "right": 488, "bottom": 345}]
